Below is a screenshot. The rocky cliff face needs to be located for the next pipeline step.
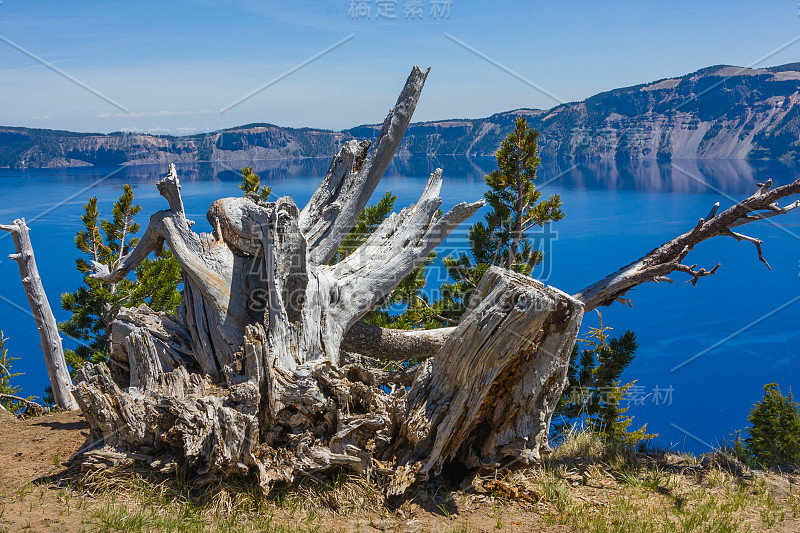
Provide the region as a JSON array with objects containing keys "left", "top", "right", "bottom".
[
  {"left": 0, "top": 125, "right": 351, "bottom": 168},
  {"left": 4, "top": 63, "right": 800, "bottom": 168},
  {"left": 527, "top": 63, "right": 800, "bottom": 161}
]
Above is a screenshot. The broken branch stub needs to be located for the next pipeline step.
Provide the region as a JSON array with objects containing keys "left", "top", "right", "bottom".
[{"left": 388, "top": 268, "right": 583, "bottom": 494}]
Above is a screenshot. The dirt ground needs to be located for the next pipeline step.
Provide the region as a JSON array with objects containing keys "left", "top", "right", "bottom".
[
  {"left": 0, "top": 410, "right": 560, "bottom": 532},
  {"left": 0, "top": 409, "right": 90, "bottom": 532},
  {"left": 0, "top": 409, "right": 88, "bottom": 489},
  {"left": 1, "top": 409, "right": 799, "bottom": 532}
]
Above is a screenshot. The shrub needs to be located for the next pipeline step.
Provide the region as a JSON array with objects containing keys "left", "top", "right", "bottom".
[
  {"left": 556, "top": 312, "right": 654, "bottom": 446},
  {"left": 744, "top": 383, "right": 800, "bottom": 469}
]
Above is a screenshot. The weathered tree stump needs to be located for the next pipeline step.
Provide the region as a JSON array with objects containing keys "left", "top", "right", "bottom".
[
  {"left": 69, "top": 67, "right": 582, "bottom": 491},
  {"left": 69, "top": 66, "right": 800, "bottom": 492},
  {"left": 73, "top": 266, "right": 583, "bottom": 490},
  {"left": 388, "top": 268, "right": 582, "bottom": 493}
]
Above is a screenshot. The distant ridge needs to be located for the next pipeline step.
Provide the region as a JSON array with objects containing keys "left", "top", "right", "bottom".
[{"left": 4, "top": 62, "right": 800, "bottom": 168}]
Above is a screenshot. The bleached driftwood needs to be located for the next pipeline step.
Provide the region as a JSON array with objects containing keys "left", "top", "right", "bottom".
[{"left": 1, "top": 219, "right": 78, "bottom": 410}]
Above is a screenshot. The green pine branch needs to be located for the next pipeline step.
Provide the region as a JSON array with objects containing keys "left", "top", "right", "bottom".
[
  {"left": 239, "top": 166, "right": 272, "bottom": 200},
  {"left": 59, "top": 186, "right": 183, "bottom": 375}
]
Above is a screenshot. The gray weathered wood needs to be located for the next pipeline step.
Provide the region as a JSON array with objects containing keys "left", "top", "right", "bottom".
[
  {"left": 341, "top": 321, "right": 454, "bottom": 361},
  {"left": 73, "top": 266, "right": 583, "bottom": 493},
  {"left": 298, "top": 67, "right": 430, "bottom": 266},
  {"left": 92, "top": 157, "right": 481, "bottom": 384},
  {"left": 70, "top": 67, "right": 588, "bottom": 492},
  {"left": 0, "top": 219, "right": 78, "bottom": 410},
  {"left": 387, "top": 267, "right": 583, "bottom": 493}
]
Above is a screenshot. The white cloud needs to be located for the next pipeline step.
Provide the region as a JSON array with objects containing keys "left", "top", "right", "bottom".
[{"left": 97, "top": 109, "right": 213, "bottom": 119}]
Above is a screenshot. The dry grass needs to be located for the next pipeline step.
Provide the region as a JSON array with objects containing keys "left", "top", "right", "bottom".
[
  {"left": 491, "top": 429, "right": 800, "bottom": 532},
  {"left": 2, "top": 430, "right": 799, "bottom": 532},
  {"left": 72, "top": 466, "right": 360, "bottom": 532}
]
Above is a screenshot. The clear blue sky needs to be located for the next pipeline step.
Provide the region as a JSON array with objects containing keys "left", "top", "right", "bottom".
[{"left": 1, "top": 0, "right": 799, "bottom": 134}]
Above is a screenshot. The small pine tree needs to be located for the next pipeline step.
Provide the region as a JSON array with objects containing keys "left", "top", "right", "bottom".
[
  {"left": 485, "top": 116, "right": 565, "bottom": 270},
  {"left": 744, "top": 383, "right": 800, "bottom": 468},
  {"left": 239, "top": 166, "right": 272, "bottom": 200},
  {"left": 59, "top": 185, "right": 183, "bottom": 373},
  {"left": 442, "top": 117, "right": 565, "bottom": 320},
  {"left": 0, "top": 332, "right": 23, "bottom": 411},
  {"left": 557, "top": 312, "right": 654, "bottom": 445}
]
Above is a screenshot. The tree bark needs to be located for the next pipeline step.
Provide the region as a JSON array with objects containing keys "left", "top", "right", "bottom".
[
  {"left": 0, "top": 219, "right": 78, "bottom": 411},
  {"left": 388, "top": 268, "right": 583, "bottom": 494},
  {"left": 341, "top": 321, "right": 454, "bottom": 361}
]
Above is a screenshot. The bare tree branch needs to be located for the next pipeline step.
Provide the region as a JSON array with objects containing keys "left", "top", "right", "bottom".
[
  {"left": 0, "top": 393, "right": 47, "bottom": 411},
  {"left": 343, "top": 176, "right": 800, "bottom": 361},
  {"left": 573, "top": 177, "right": 800, "bottom": 311}
]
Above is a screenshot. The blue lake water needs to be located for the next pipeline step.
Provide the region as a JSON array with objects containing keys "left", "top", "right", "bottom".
[{"left": 1, "top": 156, "right": 799, "bottom": 455}]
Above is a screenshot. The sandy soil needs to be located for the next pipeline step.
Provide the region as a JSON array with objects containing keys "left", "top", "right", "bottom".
[
  {"left": 0, "top": 410, "right": 90, "bottom": 532},
  {"left": 0, "top": 410, "right": 562, "bottom": 532},
  {"left": 0, "top": 409, "right": 88, "bottom": 489}
]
